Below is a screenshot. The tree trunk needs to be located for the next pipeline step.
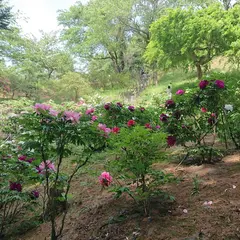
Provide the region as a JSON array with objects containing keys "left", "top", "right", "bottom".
[{"left": 196, "top": 64, "right": 203, "bottom": 80}]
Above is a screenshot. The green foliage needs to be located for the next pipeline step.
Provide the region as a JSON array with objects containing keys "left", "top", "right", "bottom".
[
  {"left": 191, "top": 175, "right": 201, "bottom": 195},
  {"left": 145, "top": 4, "right": 238, "bottom": 79},
  {"left": 0, "top": 0, "right": 13, "bottom": 30},
  {"left": 107, "top": 126, "right": 175, "bottom": 214}
]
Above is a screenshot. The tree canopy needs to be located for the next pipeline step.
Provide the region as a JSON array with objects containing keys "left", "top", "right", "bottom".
[{"left": 145, "top": 4, "right": 239, "bottom": 79}]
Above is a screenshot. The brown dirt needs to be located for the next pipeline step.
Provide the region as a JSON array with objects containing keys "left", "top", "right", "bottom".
[{"left": 17, "top": 152, "right": 240, "bottom": 240}]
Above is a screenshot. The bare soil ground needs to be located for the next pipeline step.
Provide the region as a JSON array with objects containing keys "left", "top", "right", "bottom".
[{"left": 17, "top": 152, "right": 240, "bottom": 240}]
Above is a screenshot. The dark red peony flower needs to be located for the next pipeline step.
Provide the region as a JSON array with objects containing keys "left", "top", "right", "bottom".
[
  {"left": 10, "top": 182, "right": 22, "bottom": 192},
  {"left": 145, "top": 123, "right": 152, "bottom": 129},
  {"left": 160, "top": 113, "right": 169, "bottom": 122},
  {"left": 104, "top": 103, "right": 111, "bottom": 110},
  {"left": 128, "top": 105, "right": 135, "bottom": 112},
  {"left": 167, "top": 136, "right": 176, "bottom": 147},
  {"left": 31, "top": 190, "right": 39, "bottom": 199},
  {"left": 116, "top": 102, "right": 123, "bottom": 108},
  {"left": 165, "top": 99, "right": 175, "bottom": 109}
]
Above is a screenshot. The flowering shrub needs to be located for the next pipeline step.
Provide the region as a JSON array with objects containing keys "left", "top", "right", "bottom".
[
  {"left": 14, "top": 103, "right": 106, "bottom": 240},
  {"left": 0, "top": 140, "right": 40, "bottom": 237}
]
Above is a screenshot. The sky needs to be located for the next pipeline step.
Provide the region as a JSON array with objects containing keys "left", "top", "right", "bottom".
[{"left": 9, "top": 0, "right": 88, "bottom": 38}]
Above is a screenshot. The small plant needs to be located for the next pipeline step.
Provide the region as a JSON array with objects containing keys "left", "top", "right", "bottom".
[
  {"left": 191, "top": 175, "right": 201, "bottom": 196},
  {"left": 107, "top": 126, "right": 176, "bottom": 215}
]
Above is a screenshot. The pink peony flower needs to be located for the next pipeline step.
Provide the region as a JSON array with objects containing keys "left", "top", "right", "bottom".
[
  {"left": 199, "top": 80, "right": 209, "bottom": 89},
  {"left": 201, "top": 107, "right": 207, "bottom": 113},
  {"left": 99, "top": 172, "right": 112, "bottom": 187},
  {"left": 85, "top": 108, "right": 95, "bottom": 115},
  {"left": 156, "top": 125, "right": 161, "bottom": 129},
  {"left": 165, "top": 99, "right": 175, "bottom": 108},
  {"left": 128, "top": 105, "right": 135, "bottom": 112},
  {"left": 64, "top": 111, "right": 81, "bottom": 123},
  {"left": 140, "top": 107, "right": 145, "bottom": 112},
  {"left": 176, "top": 89, "right": 185, "bottom": 95},
  {"left": 91, "top": 115, "right": 98, "bottom": 121},
  {"left": 127, "top": 120, "right": 136, "bottom": 127},
  {"left": 215, "top": 80, "right": 225, "bottom": 89},
  {"left": 10, "top": 182, "right": 22, "bottom": 192},
  {"left": 112, "top": 127, "right": 120, "bottom": 134},
  {"left": 167, "top": 136, "right": 176, "bottom": 147},
  {"left": 34, "top": 103, "right": 51, "bottom": 113},
  {"left": 37, "top": 160, "right": 56, "bottom": 174},
  {"left": 160, "top": 113, "right": 168, "bottom": 122},
  {"left": 98, "top": 123, "right": 107, "bottom": 131},
  {"left": 104, "top": 128, "right": 111, "bottom": 134},
  {"left": 77, "top": 100, "right": 85, "bottom": 105},
  {"left": 49, "top": 109, "right": 58, "bottom": 117}
]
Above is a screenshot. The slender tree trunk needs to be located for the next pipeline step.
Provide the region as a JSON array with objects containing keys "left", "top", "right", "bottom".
[
  {"left": 196, "top": 64, "right": 203, "bottom": 80},
  {"left": 11, "top": 90, "right": 15, "bottom": 99}
]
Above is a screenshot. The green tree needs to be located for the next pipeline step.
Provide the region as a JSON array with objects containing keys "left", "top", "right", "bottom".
[
  {"left": 58, "top": 0, "right": 133, "bottom": 74},
  {"left": 0, "top": 0, "right": 13, "bottom": 30},
  {"left": 56, "top": 72, "right": 92, "bottom": 102},
  {"left": 145, "top": 4, "right": 235, "bottom": 79}
]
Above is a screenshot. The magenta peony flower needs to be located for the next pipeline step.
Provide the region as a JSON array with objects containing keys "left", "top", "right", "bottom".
[
  {"left": 128, "top": 105, "right": 135, "bottom": 112},
  {"left": 201, "top": 107, "right": 207, "bottom": 113},
  {"left": 199, "top": 80, "right": 209, "bottom": 89},
  {"left": 156, "top": 125, "right": 161, "bottom": 129},
  {"left": 160, "top": 113, "right": 169, "bottom": 122},
  {"left": 34, "top": 103, "right": 51, "bottom": 113},
  {"left": 37, "top": 160, "right": 56, "bottom": 174},
  {"left": 31, "top": 190, "right": 39, "bottom": 199},
  {"left": 145, "top": 123, "right": 152, "bottom": 129},
  {"left": 116, "top": 102, "right": 123, "bottom": 108},
  {"left": 112, "top": 127, "right": 120, "bottom": 134},
  {"left": 49, "top": 109, "right": 58, "bottom": 117},
  {"left": 10, "top": 182, "right": 22, "bottom": 192},
  {"left": 127, "top": 120, "right": 136, "bottom": 127},
  {"left": 91, "top": 115, "right": 98, "bottom": 121},
  {"left": 104, "top": 103, "right": 111, "bottom": 110},
  {"left": 18, "top": 155, "right": 35, "bottom": 163},
  {"left": 99, "top": 172, "right": 112, "bottom": 187},
  {"left": 85, "top": 108, "right": 95, "bottom": 115},
  {"left": 176, "top": 89, "right": 185, "bottom": 95},
  {"left": 215, "top": 80, "right": 225, "bottom": 89},
  {"left": 18, "top": 155, "right": 27, "bottom": 161},
  {"left": 165, "top": 99, "right": 175, "bottom": 108},
  {"left": 167, "top": 136, "right": 176, "bottom": 147},
  {"left": 64, "top": 111, "right": 81, "bottom": 123}
]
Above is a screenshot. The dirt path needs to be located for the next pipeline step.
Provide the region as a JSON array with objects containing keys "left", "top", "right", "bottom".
[{"left": 18, "top": 152, "right": 240, "bottom": 240}]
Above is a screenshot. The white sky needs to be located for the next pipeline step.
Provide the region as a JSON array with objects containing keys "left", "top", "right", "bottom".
[{"left": 9, "top": 0, "right": 88, "bottom": 38}]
